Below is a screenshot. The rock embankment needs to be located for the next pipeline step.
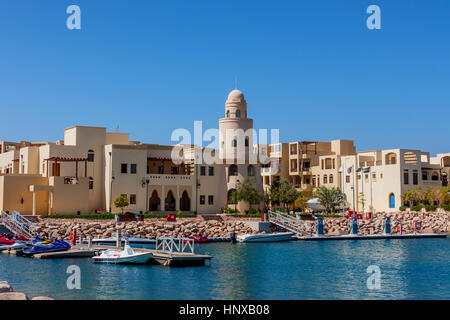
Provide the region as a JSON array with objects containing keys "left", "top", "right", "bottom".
[
  {"left": 0, "top": 281, "right": 53, "bottom": 300},
  {"left": 34, "top": 218, "right": 255, "bottom": 240},
  {"left": 298, "top": 211, "right": 450, "bottom": 236},
  {"left": 32, "top": 211, "right": 449, "bottom": 240}
]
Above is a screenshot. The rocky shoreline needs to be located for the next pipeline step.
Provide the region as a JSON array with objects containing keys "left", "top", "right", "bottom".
[
  {"left": 0, "top": 281, "right": 53, "bottom": 300},
  {"left": 32, "top": 211, "right": 450, "bottom": 240}
]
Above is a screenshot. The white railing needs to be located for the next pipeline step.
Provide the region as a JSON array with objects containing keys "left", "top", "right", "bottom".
[
  {"left": 1, "top": 211, "right": 35, "bottom": 238},
  {"left": 155, "top": 237, "right": 195, "bottom": 255},
  {"left": 267, "top": 210, "right": 303, "bottom": 235}
]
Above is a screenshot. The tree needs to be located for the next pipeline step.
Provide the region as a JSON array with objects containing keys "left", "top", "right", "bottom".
[
  {"left": 314, "top": 186, "right": 341, "bottom": 214},
  {"left": 294, "top": 192, "right": 310, "bottom": 212},
  {"left": 114, "top": 195, "right": 129, "bottom": 213},
  {"left": 402, "top": 187, "right": 423, "bottom": 207},
  {"left": 268, "top": 179, "right": 299, "bottom": 212},
  {"left": 358, "top": 192, "right": 366, "bottom": 212},
  {"left": 424, "top": 187, "right": 442, "bottom": 206},
  {"left": 236, "top": 178, "right": 263, "bottom": 211},
  {"left": 441, "top": 187, "right": 450, "bottom": 205}
]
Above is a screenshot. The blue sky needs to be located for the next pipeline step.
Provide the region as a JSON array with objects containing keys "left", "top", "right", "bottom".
[{"left": 0, "top": 0, "right": 449, "bottom": 155}]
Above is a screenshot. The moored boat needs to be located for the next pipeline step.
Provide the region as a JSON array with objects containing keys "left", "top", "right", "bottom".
[
  {"left": 92, "top": 245, "right": 152, "bottom": 264},
  {"left": 236, "top": 232, "right": 295, "bottom": 243}
]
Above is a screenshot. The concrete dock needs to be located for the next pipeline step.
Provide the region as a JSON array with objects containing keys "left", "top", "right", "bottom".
[
  {"left": 1, "top": 248, "right": 97, "bottom": 259},
  {"left": 300, "top": 233, "right": 448, "bottom": 241}
]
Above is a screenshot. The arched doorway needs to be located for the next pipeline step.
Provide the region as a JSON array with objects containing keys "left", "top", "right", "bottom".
[
  {"left": 180, "top": 191, "right": 190, "bottom": 211},
  {"left": 389, "top": 193, "right": 395, "bottom": 209},
  {"left": 149, "top": 190, "right": 160, "bottom": 211},
  {"left": 165, "top": 190, "right": 176, "bottom": 211},
  {"left": 229, "top": 164, "right": 238, "bottom": 176},
  {"left": 227, "top": 189, "right": 237, "bottom": 204}
]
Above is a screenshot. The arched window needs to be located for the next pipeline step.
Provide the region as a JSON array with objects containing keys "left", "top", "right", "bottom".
[
  {"left": 245, "top": 137, "right": 249, "bottom": 147},
  {"left": 247, "top": 165, "right": 255, "bottom": 177},
  {"left": 385, "top": 153, "right": 397, "bottom": 165},
  {"left": 226, "top": 110, "right": 230, "bottom": 118},
  {"left": 229, "top": 164, "right": 238, "bottom": 176},
  {"left": 89, "top": 177, "right": 94, "bottom": 190},
  {"left": 329, "top": 174, "right": 333, "bottom": 184},
  {"left": 323, "top": 175, "right": 328, "bottom": 184},
  {"left": 232, "top": 139, "right": 237, "bottom": 147},
  {"left": 389, "top": 193, "right": 395, "bottom": 209},
  {"left": 236, "top": 110, "right": 241, "bottom": 118},
  {"left": 87, "top": 149, "right": 94, "bottom": 162}
]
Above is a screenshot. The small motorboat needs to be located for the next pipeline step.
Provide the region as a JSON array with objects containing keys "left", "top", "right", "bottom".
[
  {"left": 236, "top": 232, "right": 295, "bottom": 243},
  {"left": 92, "top": 245, "right": 152, "bottom": 264},
  {"left": 21, "top": 239, "right": 71, "bottom": 257},
  {"left": 188, "top": 233, "right": 211, "bottom": 243}
]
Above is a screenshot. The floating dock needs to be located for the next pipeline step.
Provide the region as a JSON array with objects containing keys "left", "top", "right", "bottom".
[
  {"left": 75, "top": 243, "right": 212, "bottom": 267},
  {"left": 0, "top": 248, "right": 97, "bottom": 259},
  {"left": 300, "top": 233, "right": 448, "bottom": 241}
]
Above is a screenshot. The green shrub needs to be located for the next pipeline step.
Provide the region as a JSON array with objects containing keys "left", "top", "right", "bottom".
[
  {"left": 399, "top": 206, "right": 407, "bottom": 212},
  {"left": 245, "top": 208, "right": 261, "bottom": 215},
  {"left": 425, "top": 205, "right": 437, "bottom": 212},
  {"left": 410, "top": 205, "right": 423, "bottom": 212},
  {"left": 220, "top": 207, "right": 239, "bottom": 214},
  {"left": 231, "top": 213, "right": 261, "bottom": 218},
  {"left": 441, "top": 204, "right": 450, "bottom": 211},
  {"left": 42, "top": 212, "right": 196, "bottom": 220}
]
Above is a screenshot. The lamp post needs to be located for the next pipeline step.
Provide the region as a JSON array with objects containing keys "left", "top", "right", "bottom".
[
  {"left": 145, "top": 178, "right": 150, "bottom": 212},
  {"left": 235, "top": 179, "right": 240, "bottom": 213}
]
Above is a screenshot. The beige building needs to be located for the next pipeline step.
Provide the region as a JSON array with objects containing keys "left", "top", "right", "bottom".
[
  {"left": 287, "top": 140, "right": 356, "bottom": 192},
  {"left": 341, "top": 149, "right": 443, "bottom": 213},
  {"left": 430, "top": 153, "right": 450, "bottom": 187}
]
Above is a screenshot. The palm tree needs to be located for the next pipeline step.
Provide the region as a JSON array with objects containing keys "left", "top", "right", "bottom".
[{"left": 314, "top": 186, "right": 341, "bottom": 214}]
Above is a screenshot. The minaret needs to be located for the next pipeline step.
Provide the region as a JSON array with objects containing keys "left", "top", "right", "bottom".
[
  {"left": 219, "top": 89, "right": 263, "bottom": 212},
  {"left": 219, "top": 89, "right": 253, "bottom": 161}
]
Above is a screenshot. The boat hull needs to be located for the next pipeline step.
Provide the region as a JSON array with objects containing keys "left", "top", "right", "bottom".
[
  {"left": 93, "top": 252, "right": 152, "bottom": 264},
  {"left": 237, "top": 232, "right": 294, "bottom": 243}
]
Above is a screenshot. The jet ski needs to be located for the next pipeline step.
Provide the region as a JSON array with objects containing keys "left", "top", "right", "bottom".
[
  {"left": 20, "top": 239, "right": 71, "bottom": 257},
  {"left": 187, "top": 233, "right": 211, "bottom": 243}
]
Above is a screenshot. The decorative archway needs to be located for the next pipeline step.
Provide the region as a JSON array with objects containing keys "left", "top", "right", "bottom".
[
  {"left": 180, "top": 190, "right": 190, "bottom": 211},
  {"left": 165, "top": 190, "right": 176, "bottom": 211},
  {"left": 149, "top": 190, "right": 160, "bottom": 211},
  {"left": 229, "top": 164, "right": 238, "bottom": 176}
]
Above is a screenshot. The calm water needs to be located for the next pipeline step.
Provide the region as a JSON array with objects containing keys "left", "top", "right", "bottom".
[{"left": 1, "top": 238, "right": 449, "bottom": 300}]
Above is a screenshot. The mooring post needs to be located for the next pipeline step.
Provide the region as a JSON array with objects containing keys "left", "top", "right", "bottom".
[{"left": 116, "top": 230, "right": 122, "bottom": 249}]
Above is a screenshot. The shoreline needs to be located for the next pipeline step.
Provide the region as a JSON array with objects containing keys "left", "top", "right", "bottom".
[{"left": 30, "top": 211, "right": 450, "bottom": 240}]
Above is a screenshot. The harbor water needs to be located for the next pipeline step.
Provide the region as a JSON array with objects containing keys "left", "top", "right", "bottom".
[{"left": 1, "top": 237, "right": 449, "bottom": 299}]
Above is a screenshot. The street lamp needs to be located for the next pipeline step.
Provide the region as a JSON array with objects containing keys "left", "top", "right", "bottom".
[{"left": 235, "top": 179, "right": 240, "bottom": 213}]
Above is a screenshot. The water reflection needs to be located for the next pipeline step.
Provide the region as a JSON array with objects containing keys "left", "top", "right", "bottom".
[{"left": 0, "top": 238, "right": 449, "bottom": 299}]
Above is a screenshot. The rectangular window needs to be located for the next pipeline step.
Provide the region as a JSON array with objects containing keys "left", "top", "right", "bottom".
[
  {"left": 208, "top": 195, "right": 214, "bottom": 205},
  {"left": 130, "top": 164, "right": 137, "bottom": 174},
  {"left": 346, "top": 176, "right": 351, "bottom": 183},
  {"left": 130, "top": 194, "right": 136, "bottom": 205},
  {"left": 209, "top": 167, "right": 214, "bottom": 176},
  {"left": 158, "top": 166, "right": 164, "bottom": 174},
  {"left": 147, "top": 165, "right": 150, "bottom": 174},
  {"left": 404, "top": 170, "right": 409, "bottom": 184},
  {"left": 200, "top": 166, "right": 206, "bottom": 176},
  {"left": 121, "top": 163, "right": 127, "bottom": 174},
  {"left": 171, "top": 167, "right": 179, "bottom": 174},
  {"left": 413, "top": 170, "right": 418, "bottom": 185},
  {"left": 200, "top": 195, "right": 205, "bottom": 205}
]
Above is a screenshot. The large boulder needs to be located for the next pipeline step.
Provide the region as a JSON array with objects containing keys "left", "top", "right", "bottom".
[
  {"left": 0, "top": 292, "right": 28, "bottom": 300},
  {"left": 0, "top": 281, "right": 13, "bottom": 293}
]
